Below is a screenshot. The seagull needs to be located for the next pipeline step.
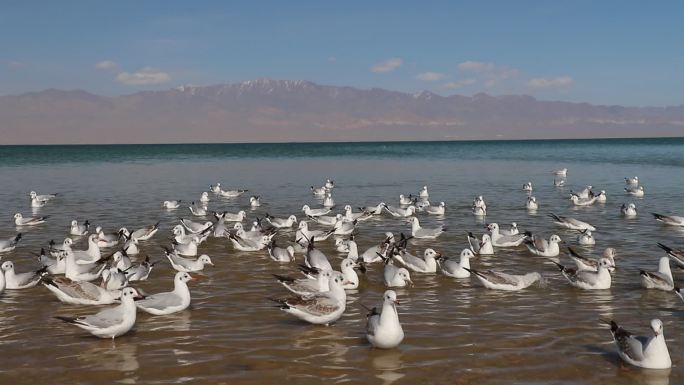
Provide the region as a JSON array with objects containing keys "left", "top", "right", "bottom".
[
  {"left": 296, "top": 221, "right": 335, "bottom": 243},
  {"left": 360, "top": 233, "right": 396, "bottom": 264},
  {"left": 570, "top": 194, "right": 599, "bottom": 206},
  {"left": 302, "top": 205, "right": 331, "bottom": 217},
  {"left": 30, "top": 191, "right": 58, "bottom": 202},
  {"left": 62, "top": 240, "right": 107, "bottom": 282},
  {"left": 621, "top": 203, "right": 637, "bottom": 217},
  {"left": 383, "top": 204, "right": 416, "bottom": 218},
  {"left": 308, "top": 213, "right": 339, "bottom": 226},
  {"left": 526, "top": 196, "right": 538, "bottom": 210},
  {"left": 522, "top": 182, "right": 533, "bottom": 191},
  {"left": 553, "top": 168, "right": 568, "bottom": 177},
  {"left": 640, "top": 257, "right": 674, "bottom": 291},
  {"left": 524, "top": 234, "right": 562, "bottom": 257},
  {"left": 122, "top": 221, "right": 160, "bottom": 241},
  {"left": 383, "top": 263, "right": 412, "bottom": 288},
  {"left": 304, "top": 237, "right": 333, "bottom": 271},
  {"left": 333, "top": 217, "right": 357, "bottom": 236},
  {"left": 392, "top": 248, "right": 440, "bottom": 273},
  {"left": 70, "top": 234, "right": 102, "bottom": 264},
  {"left": 35, "top": 247, "right": 66, "bottom": 274},
  {"left": 407, "top": 217, "right": 445, "bottom": 239},
  {"left": 625, "top": 185, "right": 645, "bottom": 197},
  {"left": 500, "top": 222, "right": 519, "bottom": 236},
  {"left": 55, "top": 287, "right": 144, "bottom": 339},
  {"left": 464, "top": 268, "right": 541, "bottom": 291},
  {"left": 323, "top": 193, "right": 335, "bottom": 208},
  {"left": 121, "top": 234, "right": 139, "bottom": 256},
  {"left": 1, "top": 261, "right": 45, "bottom": 289},
  {"left": 625, "top": 176, "right": 639, "bottom": 185},
  {"left": 100, "top": 268, "right": 128, "bottom": 291},
  {"left": 554, "top": 178, "right": 566, "bottom": 187},
  {"left": 0, "top": 233, "right": 22, "bottom": 253},
  {"left": 577, "top": 229, "right": 596, "bottom": 245},
  {"left": 419, "top": 185, "right": 429, "bottom": 199},
  {"left": 325, "top": 179, "right": 335, "bottom": 190},
  {"left": 595, "top": 190, "right": 607, "bottom": 202},
  {"left": 601, "top": 318, "right": 671, "bottom": 369},
  {"left": 31, "top": 196, "right": 46, "bottom": 208},
  {"left": 270, "top": 273, "right": 347, "bottom": 325},
  {"left": 472, "top": 205, "right": 487, "bottom": 216},
  {"left": 250, "top": 196, "right": 261, "bottom": 208},
  {"left": 311, "top": 186, "right": 327, "bottom": 196},
  {"left": 467, "top": 232, "right": 494, "bottom": 255},
  {"left": 571, "top": 186, "right": 594, "bottom": 199},
  {"left": 424, "top": 202, "right": 446, "bottom": 215},
  {"left": 359, "top": 202, "right": 386, "bottom": 215},
  {"left": 273, "top": 270, "right": 332, "bottom": 296},
  {"left": 210, "top": 183, "right": 221, "bottom": 194},
  {"left": 200, "top": 192, "right": 210, "bottom": 203},
  {"left": 399, "top": 194, "right": 417, "bottom": 206},
  {"left": 567, "top": 247, "right": 616, "bottom": 272},
  {"left": 162, "top": 200, "right": 182, "bottom": 209},
  {"left": 188, "top": 202, "right": 207, "bottom": 216},
  {"left": 174, "top": 224, "right": 209, "bottom": 244},
  {"left": 228, "top": 233, "right": 270, "bottom": 252},
  {"left": 366, "top": 290, "right": 404, "bottom": 349},
  {"left": 552, "top": 258, "right": 612, "bottom": 289},
  {"left": 42, "top": 276, "right": 121, "bottom": 305},
  {"left": 95, "top": 226, "right": 119, "bottom": 248},
  {"left": 344, "top": 205, "right": 373, "bottom": 221},
  {"left": 165, "top": 248, "right": 214, "bottom": 272},
  {"left": 180, "top": 218, "right": 213, "bottom": 234},
  {"left": 70, "top": 220, "right": 89, "bottom": 236},
  {"left": 298, "top": 260, "right": 361, "bottom": 291},
  {"left": 136, "top": 272, "right": 193, "bottom": 315},
  {"left": 268, "top": 240, "right": 295, "bottom": 262},
  {"left": 218, "top": 188, "right": 248, "bottom": 198},
  {"left": 549, "top": 213, "right": 596, "bottom": 231},
  {"left": 652, "top": 213, "right": 684, "bottom": 227},
  {"left": 124, "top": 255, "right": 156, "bottom": 282},
  {"left": 14, "top": 213, "right": 48, "bottom": 226},
  {"left": 172, "top": 236, "right": 199, "bottom": 256},
  {"left": 438, "top": 249, "right": 475, "bottom": 278},
  {"left": 486, "top": 223, "right": 526, "bottom": 247},
  {"left": 217, "top": 209, "right": 246, "bottom": 222},
  {"left": 265, "top": 214, "right": 297, "bottom": 229},
  {"left": 656, "top": 243, "right": 684, "bottom": 268}
]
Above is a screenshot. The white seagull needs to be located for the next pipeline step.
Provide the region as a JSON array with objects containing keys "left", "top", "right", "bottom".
[
  {"left": 1, "top": 261, "right": 45, "bottom": 289},
  {"left": 165, "top": 249, "right": 214, "bottom": 272},
  {"left": 640, "top": 257, "right": 674, "bottom": 291},
  {"left": 407, "top": 217, "right": 445, "bottom": 239},
  {"left": 552, "top": 258, "right": 612, "bottom": 289},
  {"left": 424, "top": 202, "right": 446, "bottom": 215},
  {"left": 621, "top": 203, "right": 637, "bottom": 217},
  {"left": 549, "top": 213, "right": 596, "bottom": 231},
  {"left": 392, "top": 248, "right": 440, "bottom": 273},
  {"left": 567, "top": 247, "right": 617, "bottom": 272},
  {"left": 524, "top": 234, "right": 562, "bottom": 257},
  {"left": 467, "top": 232, "right": 494, "bottom": 255},
  {"left": 0, "top": 233, "right": 22, "bottom": 253},
  {"left": 553, "top": 168, "right": 567, "bottom": 177},
  {"left": 522, "top": 182, "right": 533, "bottom": 191},
  {"left": 55, "top": 287, "right": 144, "bottom": 339},
  {"left": 30, "top": 191, "right": 58, "bottom": 202},
  {"left": 42, "top": 276, "right": 121, "bottom": 305},
  {"left": 366, "top": 290, "right": 404, "bottom": 349},
  {"left": 601, "top": 318, "right": 671, "bottom": 369},
  {"left": 250, "top": 196, "right": 261, "bottom": 207},
  {"left": 383, "top": 204, "right": 416, "bottom": 218},
  {"left": 268, "top": 240, "right": 295, "bottom": 262},
  {"left": 464, "top": 268, "right": 541, "bottom": 291},
  {"left": 70, "top": 220, "right": 90, "bottom": 236},
  {"left": 439, "top": 249, "right": 475, "bottom": 278},
  {"left": 486, "top": 223, "right": 526, "bottom": 247},
  {"left": 625, "top": 185, "right": 645, "bottom": 197},
  {"left": 14, "top": 213, "right": 48, "bottom": 226},
  {"left": 136, "top": 272, "right": 193, "bottom": 315},
  {"left": 526, "top": 196, "right": 538, "bottom": 211},
  {"left": 652, "top": 213, "right": 684, "bottom": 227},
  {"left": 577, "top": 229, "right": 596, "bottom": 245},
  {"left": 302, "top": 205, "right": 331, "bottom": 217},
  {"left": 265, "top": 214, "right": 298, "bottom": 229},
  {"left": 162, "top": 200, "right": 182, "bottom": 209},
  {"left": 270, "top": 273, "right": 348, "bottom": 325}
]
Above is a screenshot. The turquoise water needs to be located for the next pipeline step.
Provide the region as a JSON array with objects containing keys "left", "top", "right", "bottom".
[{"left": 1, "top": 137, "right": 683, "bottom": 167}]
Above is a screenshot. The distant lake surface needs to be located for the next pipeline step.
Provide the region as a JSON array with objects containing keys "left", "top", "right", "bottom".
[{"left": 0, "top": 137, "right": 683, "bottom": 384}]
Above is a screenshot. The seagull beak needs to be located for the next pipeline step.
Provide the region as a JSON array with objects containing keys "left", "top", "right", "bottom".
[
  {"left": 393, "top": 299, "right": 401, "bottom": 305},
  {"left": 134, "top": 294, "right": 146, "bottom": 301}
]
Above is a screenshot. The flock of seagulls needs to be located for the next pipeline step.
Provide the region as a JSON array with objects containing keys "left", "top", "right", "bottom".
[{"left": 0, "top": 171, "right": 682, "bottom": 369}]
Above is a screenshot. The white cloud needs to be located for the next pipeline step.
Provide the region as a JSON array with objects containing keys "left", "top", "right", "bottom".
[
  {"left": 442, "top": 79, "right": 476, "bottom": 89},
  {"left": 95, "top": 60, "right": 120, "bottom": 72},
  {"left": 115, "top": 67, "right": 170, "bottom": 85},
  {"left": 458, "top": 60, "right": 518, "bottom": 87},
  {"left": 371, "top": 58, "right": 403, "bottom": 73},
  {"left": 528, "top": 76, "right": 575, "bottom": 90},
  {"left": 416, "top": 72, "right": 447, "bottom": 81}
]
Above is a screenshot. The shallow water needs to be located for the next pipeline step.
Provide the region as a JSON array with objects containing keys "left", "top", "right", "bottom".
[{"left": 0, "top": 139, "right": 683, "bottom": 384}]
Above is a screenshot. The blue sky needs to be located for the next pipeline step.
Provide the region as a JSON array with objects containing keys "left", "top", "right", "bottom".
[{"left": 1, "top": 0, "right": 683, "bottom": 106}]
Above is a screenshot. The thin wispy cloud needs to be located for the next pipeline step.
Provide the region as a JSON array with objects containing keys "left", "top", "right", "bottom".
[
  {"left": 528, "top": 76, "right": 575, "bottom": 90},
  {"left": 95, "top": 60, "right": 120, "bottom": 72},
  {"left": 115, "top": 67, "right": 170, "bottom": 85},
  {"left": 442, "top": 79, "right": 476, "bottom": 89},
  {"left": 416, "top": 72, "right": 447, "bottom": 81},
  {"left": 371, "top": 58, "right": 403, "bottom": 73},
  {"left": 5, "top": 60, "right": 25, "bottom": 69},
  {"left": 458, "top": 60, "right": 519, "bottom": 87},
  {"left": 96, "top": 61, "right": 170, "bottom": 86}
]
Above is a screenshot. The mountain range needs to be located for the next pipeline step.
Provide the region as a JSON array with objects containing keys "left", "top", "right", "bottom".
[{"left": 1, "top": 79, "right": 683, "bottom": 144}]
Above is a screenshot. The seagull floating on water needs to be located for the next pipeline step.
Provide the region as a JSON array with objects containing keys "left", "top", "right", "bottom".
[
  {"left": 0, "top": 233, "right": 22, "bottom": 253},
  {"left": 553, "top": 168, "right": 567, "bottom": 177},
  {"left": 270, "top": 273, "right": 347, "bottom": 325},
  {"left": 549, "top": 213, "right": 596, "bottom": 231},
  {"left": 625, "top": 185, "right": 644, "bottom": 197},
  {"left": 165, "top": 248, "right": 214, "bottom": 272},
  {"left": 70, "top": 220, "right": 89, "bottom": 236},
  {"left": 464, "top": 267, "right": 541, "bottom": 291},
  {"left": 42, "top": 276, "right": 121, "bottom": 305},
  {"left": 524, "top": 234, "right": 562, "bottom": 257},
  {"left": 136, "top": 272, "right": 193, "bottom": 315},
  {"left": 577, "top": 229, "right": 596, "bottom": 245},
  {"left": 407, "top": 217, "right": 445, "bottom": 239},
  {"left": 552, "top": 258, "right": 612, "bottom": 289},
  {"left": 652, "top": 213, "right": 684, "bottom": 227},
  {"left": 567, "top": 247, "right": 616, "bottom": 272},
  {"left": 162, "top": 200, "right": 182, "bottom": 209},
  {"left": 438, "top": 249, "right": 475, "bottom": 278},
  {"left": 268, "top": 240, "right": 295, "bottom": 262},
  {"left": 621, "top": 203, "right": 637, "bottom": 217},
  {"left": 523, "top": 182, "right": 533, "bottom": 191},
  {"left": 601, "top": 318, "right": 671, "bottom": 369},
  {"left": 14, "top": 213, "right": 49, "bottom": 226},
  {"left": 526, "top": 196, "right": 538, "bottom": 211},
  {"left": 366, "top": 290, "right": 404, "bottom": 349},
  {"left": 640, "top": 257, "right": 674, "bottom": 291},
  {"left": 486, "top": 223, "right": 526, "bottom": 247},
  {"left": 1, "top": 261, "right": 45, "bottom": 289}
]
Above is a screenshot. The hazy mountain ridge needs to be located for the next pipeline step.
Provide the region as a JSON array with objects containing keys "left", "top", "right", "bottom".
[{"left": 1, "top": 79, "right": 683, "bottom": 144}]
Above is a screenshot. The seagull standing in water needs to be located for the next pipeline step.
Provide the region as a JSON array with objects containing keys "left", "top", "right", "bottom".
[
  {"left": 601, "top": 318, "right": 671, "bottom": 369},
  {"left": 366, "top": 290, "right": 404, "bottom": 349},
  {"left": 55, "top": 287, "right": 145, "bottom": 339}
]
